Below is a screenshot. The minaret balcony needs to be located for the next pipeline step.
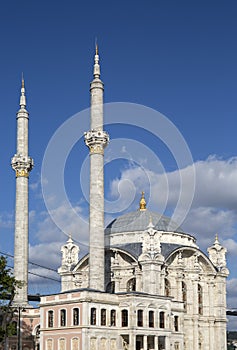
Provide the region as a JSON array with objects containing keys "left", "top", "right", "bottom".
[
  {"left": 11, "top": 154, "right": 34, "bottom": 177},
  {"left": 84, "top": 129, "right": 109, "bottom": 154}
]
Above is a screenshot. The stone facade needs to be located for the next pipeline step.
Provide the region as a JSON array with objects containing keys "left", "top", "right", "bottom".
[
  {"left": 40, "top": 289, "right": 183, "bottom": 350},
  {"left": 57, "top": 212, "right": 228, "bottom": 350}
]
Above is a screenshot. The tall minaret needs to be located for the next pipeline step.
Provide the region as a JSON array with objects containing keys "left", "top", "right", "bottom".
[
  {"left": 84, "top": 45, "right": 109, "bottom": 291},
  {"left": 11, "top": 77, "right": 34, "bottom": 305}
]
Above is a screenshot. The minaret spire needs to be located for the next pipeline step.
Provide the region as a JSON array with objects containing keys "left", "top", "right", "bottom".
[
  {"left": 20, "top": 73, "right": 26, "bottom": 108},
  {"left": 11, "top": 78, "right": 34, "bottom": 305},
  {"left": 93, "top": 42, "right": 101, "bottom": 79},
  {"left": 84, "top": 46, "right": 109, "bottom": 291}
]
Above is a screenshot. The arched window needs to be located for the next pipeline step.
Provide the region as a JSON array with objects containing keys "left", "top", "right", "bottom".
[
  {"left": 111, "top": 309, "right": 116, "bottom": 326},
  {"left": 73, "top": 308, "right": 79, "bottom": 326},
  {"left": 48, "top": 311, "right": 54, "bottom": 328},
  {"left": 59, "top": 338, "right": 65, "bottom": 350},
  {"left": 137, "top": 309, "right": 143, "bottom": 327},
  {"left": 71, "top": 337, "right": 79, "bottom": 350},
  {"left": 182, "top": 281, "right": 187, "bottom": 312},
  {"left": 127, "top": 278, "right": 136, "bottom": 292},
  {"left": 198, "top": 284, "right": 203, "bottom": 315},
  {"left": 90, "top": 308, "right": 96, "bottom": 325},
  {"left": 121, "top": 309, "right": 128, "bottom": 327},
  {"left": 46, "top": 339, "right": 53, "bottom": 350},
  {"left": 101, "top": 309, "right": 106, "bottom": 326},
  {"left": 165, "top": 278, "right": 171, "bottom": 297},
  {"left": 34, "top": 325, "right": 40, "bottom": 350},
  {"left": 174, "top": 316, "right": 179, "bottom": 331},
  {"left": 149, "top": 310, "right": 154, "bottom": 327},
  {"left": 60, "top": 309, "right": 66, "bottom": 327},
  {"left": 35, "top": 325, "right": 40, "bottom": 338},
  {"left": 159, "top": 311, "right": 165, "bottom": 328}
]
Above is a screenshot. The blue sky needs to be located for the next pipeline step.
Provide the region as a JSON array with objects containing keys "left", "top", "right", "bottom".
[{"left": 0, "top": 0, "right": 237, "bottom": 327}]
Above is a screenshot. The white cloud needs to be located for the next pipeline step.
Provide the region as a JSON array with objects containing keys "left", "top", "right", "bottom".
[
  {"left": 29, "top": 242, "right": 62, "bottom": 269},
  {"left": 223, "top": 239, "right": 237, "bottom": 256},
  {"left": 182, "top": 207, "right": 237, "bottom": 248},
  {"left": 107, "top": 155, "right": 237, "bottom": 228},
  {"left": 226, "top": 279, "right": 237, "bottom": 330},
  {"left": 0, "top": 212, "right": 14, "bottom": 229},
  {"left": 34, "top": 203, "right": 89, "bottom": 245},
  {"left": 109, "top": 155, "right": 237, "bottom": 209},
  {"left": 29, "top": 210, "right": 36, "bottom": 223},
  {"left": 106, "top": 155, "right": 237, "bottom": 267},
  {"left": 227, "top": 278, "right": 237, "bottom": 308},
  {"left": 193, "top": 156, "right": 237, "bottom": 209},
  {"left": 27, "top": 201, "right": 90, "bottom": 273}
]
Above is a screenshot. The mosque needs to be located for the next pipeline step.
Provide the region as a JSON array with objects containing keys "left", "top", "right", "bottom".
[{"left": 8, "top": 47, "right": 229, "bottom": 350}]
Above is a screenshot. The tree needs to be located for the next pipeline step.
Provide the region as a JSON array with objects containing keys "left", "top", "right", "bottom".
[{"left": 0, "top": 256, "right": 22, "bottom": 346}]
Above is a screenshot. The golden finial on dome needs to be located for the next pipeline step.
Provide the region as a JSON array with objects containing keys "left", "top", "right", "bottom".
[
  {"left": 139, "top": 191, "right": 146, "bottom": 211},
  {"left": 215, "top": 233, "right": 219, "bottom": 243}
]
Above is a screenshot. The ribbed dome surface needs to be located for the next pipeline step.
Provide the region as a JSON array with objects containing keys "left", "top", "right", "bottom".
[{"left": 105, "top": 210, "right": 184, "bottom": 234}]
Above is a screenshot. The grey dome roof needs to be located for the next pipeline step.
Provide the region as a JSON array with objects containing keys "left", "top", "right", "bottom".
[{"left": 105, "top": 210, "right": 184, "bottom": 235}]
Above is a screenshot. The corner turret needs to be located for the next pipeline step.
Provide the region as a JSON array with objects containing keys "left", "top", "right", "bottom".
[{"left": 208, "top": 234, "right": 228, "bottom": 274}]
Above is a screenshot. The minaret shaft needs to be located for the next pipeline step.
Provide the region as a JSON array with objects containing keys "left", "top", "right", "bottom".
[
  {"left": 11, "top": 80, "right": 33, "bottom": 305},
  {"left": 17, "top": 117, "right": 29, "bottom": 155},
  {"left": 89, "top": 154, "right": 105, "bottom": 290},
  {"left": 90, "top": 82, "right": 104, "bottom": 130},
  {"left": 85, "top": 48, "right": 109, "bottom": 291},
  {"left": 14, "top": 177, "right": 29, "bottom": 304}
]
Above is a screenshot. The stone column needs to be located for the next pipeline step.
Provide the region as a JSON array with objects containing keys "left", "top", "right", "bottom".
[
  {"left": 154, "top": 336, "right": 158, "bottom": 350},
  {"left": 129, "top": 334, "right": 136, "bottom": 350},
  {"left": 84, "top": 47, "right": 109, "bottom": 291},
  {"left": 143, "top": 335, "right": 148, "bottom": 350},
  {"left": 165, "top": 336, "right": 170, "bottom": 350},
  {"left": 11, "top": 79, "right": 33, "bottom": 306}
]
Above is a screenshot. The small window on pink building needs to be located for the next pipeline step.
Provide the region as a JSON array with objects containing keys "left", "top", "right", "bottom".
[
  {"left": 60, "top": 309, "right": 66, "bottom": 327},
  {"left": 48, "top": 310, "right": 54, "bottom": 328},
  {"left": 73, "top": 308, "right": 79, "bottom": 326},
  {"left": 90, "top": 308, "right": 96, "bottom": 325}
]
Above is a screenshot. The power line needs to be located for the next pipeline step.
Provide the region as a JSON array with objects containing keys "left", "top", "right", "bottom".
[
  {"left": 6, "top": 265, "right": 60, "bottom": 283},
  {"left": 28, "top": 270, "right": 60, "bottom": 283},
  {"left": 0, "top": 250, "right": 58, "bottom": 272}
]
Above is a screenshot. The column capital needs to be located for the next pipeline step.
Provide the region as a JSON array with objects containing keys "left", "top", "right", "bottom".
[
  {"left": 84, "top": 129, "right": 109, "bottom": 154},
  {"left": 11, "top": 154, "right": 34, "bottom": 177}
]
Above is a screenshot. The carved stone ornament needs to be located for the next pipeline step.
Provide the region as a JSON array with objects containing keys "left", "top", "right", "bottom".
[
  {"left": 11, "top": 153, "right": 34, "bottom": 177},
  {"left": 84, "top": 129, "right": 109, "bottom": 154}
]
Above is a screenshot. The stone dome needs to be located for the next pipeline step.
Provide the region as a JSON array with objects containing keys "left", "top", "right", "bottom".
[{"left": 105, "top": 209, "right": 184, "bottom": 235}]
